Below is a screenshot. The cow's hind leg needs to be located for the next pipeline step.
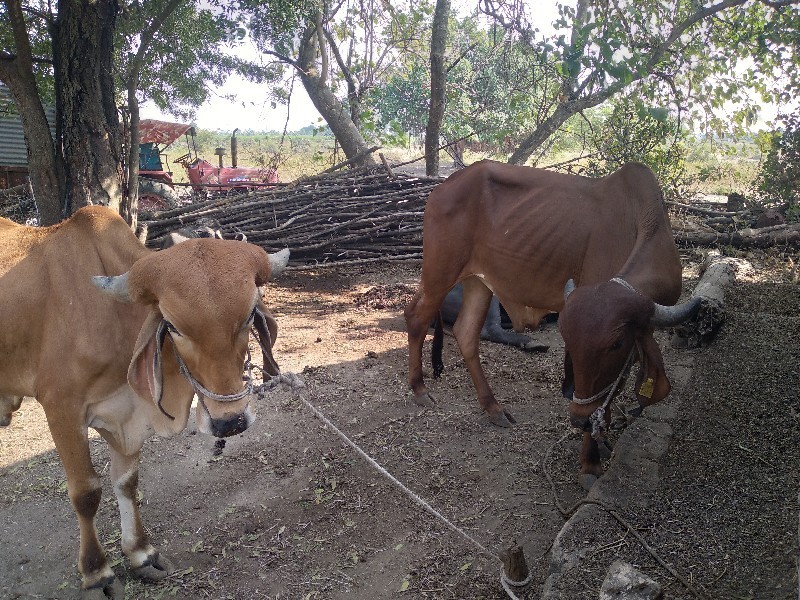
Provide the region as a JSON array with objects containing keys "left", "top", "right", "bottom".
[
  {"left": 453, "top": 278, "right": 515, "bottom": 427},
  {"left": 108, "top": 446, "right": 174, "bottom": 581},
  {"left": 404, "top": 285, "right": 450, "bottom": 408},
  {"left": 44, "top": 409, "right": 117, "bottom": 594}
]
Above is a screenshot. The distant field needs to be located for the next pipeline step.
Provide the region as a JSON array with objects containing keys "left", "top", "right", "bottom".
[{"left": 164, "top": 128, "right": 765, "bottom": 202}]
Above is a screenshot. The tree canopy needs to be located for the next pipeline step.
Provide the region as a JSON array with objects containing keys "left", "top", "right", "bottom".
[{"left": 2, "top": 0, "right": 799, "bottom": 223}]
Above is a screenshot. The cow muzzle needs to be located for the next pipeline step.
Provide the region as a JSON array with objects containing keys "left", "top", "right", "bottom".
[{"left": 196, "top": 398, "right": 255, "bottom": 437}]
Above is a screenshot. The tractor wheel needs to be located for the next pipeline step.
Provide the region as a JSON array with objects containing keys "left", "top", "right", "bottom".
[{"left": 138, "top": 179, "right": 178, "bottom": 213}]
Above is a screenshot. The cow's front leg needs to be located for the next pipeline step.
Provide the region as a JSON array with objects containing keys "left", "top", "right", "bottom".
[
  {"left": 44, "top": 410, "right": 116, "bottom": 594},
  {"left": 578, "top": 432, "right": 606, "bottom": 491},
  {"left": 109, "top": 446, "right": 174, "bottom": 581}
]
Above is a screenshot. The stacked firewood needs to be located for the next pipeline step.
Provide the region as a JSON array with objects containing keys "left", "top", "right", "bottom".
[
  {"left": 142, "top": 166, "right": 799, "bottom": 267},
  {"left": 667, "top": 198, "right": 800, "bottom": 249},
  {"left": 142, "top": 165, "right": 443, "bottom": 267}
]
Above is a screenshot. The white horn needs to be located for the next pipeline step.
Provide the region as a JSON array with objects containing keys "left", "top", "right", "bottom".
[
  {"left": 268, "top": 248, "right": 291, "bottom": 277},
  {"left": 563, "top": 278, "right": 577, "bottom": 301},
  {"left": 91, "top": 272, "right": 133, "bottom": 302}
]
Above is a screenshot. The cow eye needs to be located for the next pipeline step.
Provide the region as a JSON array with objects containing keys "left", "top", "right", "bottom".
[{"left": 610, "top": 339, "right": 623, "bottom": 351}]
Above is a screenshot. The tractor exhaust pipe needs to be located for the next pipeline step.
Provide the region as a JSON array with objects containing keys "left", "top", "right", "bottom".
[
  {"left": 214, "top": 146, "right": 225, "bottom": 168},
  {"left": 231, "top": 128, "right": 239, "bottom": 168}
]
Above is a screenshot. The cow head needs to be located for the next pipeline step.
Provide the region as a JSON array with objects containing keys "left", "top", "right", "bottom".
[
  {"left": 560, "top": 279, "right": 700, "bottom": 435},
  {"left": 93, "top": 240, "right": 289, "bottom": 438}
]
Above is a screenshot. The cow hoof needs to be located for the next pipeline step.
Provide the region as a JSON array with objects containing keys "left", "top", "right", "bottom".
[
  {"left": 597, "top": 439, "right": 613, "bottom": 459},
  {"left": 132, "top": 553, "right": 175, "bottom": 582},
  {"left": 522, "top": 341, "right": 549, "bottom": 353},
  {"left": 488, "top": 409, "right": 516, "bottom": 428},
  {"left": 413, "top": 392, "right": 436, "bottom": 408},
  {"left": 80, "top": 579, "right": 122, "bottom": 599},
  {"left": 578, "top": 473, "right": 598, "bottom": 491}
]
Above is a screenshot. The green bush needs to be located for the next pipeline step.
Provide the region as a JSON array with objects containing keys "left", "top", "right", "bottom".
[
  {"left": 585, "top": 100, "right": 694, "bottom": 201},
  {"left": 755, "top": 114, "right": 800, "bottom": 221}
]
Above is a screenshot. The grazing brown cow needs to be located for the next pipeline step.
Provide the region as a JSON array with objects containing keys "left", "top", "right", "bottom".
[
  {"left": 0, "top": 206, "right": 288, "bottom": 596},
  {"left": 404, "top": 160, "right": 700, "bottom": 488}
]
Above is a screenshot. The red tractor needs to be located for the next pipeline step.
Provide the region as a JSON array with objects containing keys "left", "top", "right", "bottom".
[{"left": 138, "top": 119, "right": 278, "bottom": 212}]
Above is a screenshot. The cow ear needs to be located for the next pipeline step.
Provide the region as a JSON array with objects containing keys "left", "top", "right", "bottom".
[
  {"left": 253, "top": 302, "right": 281, "bottom": 378},
  {"left": 561, "top": 350, "right": 575, "bottom": 400},
  {"left": 127, "top": 314, "right": 169, "bottom": 413},
  {"left": 634, "top": 333, "right": 671, "bottom": 406}
]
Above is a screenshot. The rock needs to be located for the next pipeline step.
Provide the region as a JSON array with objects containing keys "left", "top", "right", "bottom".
[
  {"left": 755, "top": 208, "right": 786, "bottom": 228},
  {"left": 599, "top": 560, "right": 663, "bottom": 600},
  {"left": 726, "top": 191, "right": 747, "bottom": 211}
]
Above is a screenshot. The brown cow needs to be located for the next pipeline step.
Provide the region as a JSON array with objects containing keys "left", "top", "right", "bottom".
[
  {"left": 404, "top": 160, "right": 700, "bottom": 489},
  {"left": 0, "top": 206, "right": 288, "bottom": 596}
]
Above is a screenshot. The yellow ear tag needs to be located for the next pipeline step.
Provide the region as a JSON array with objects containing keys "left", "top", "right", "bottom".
[{"left": 638, "top": 377, "right": 655, "bottom": 399}]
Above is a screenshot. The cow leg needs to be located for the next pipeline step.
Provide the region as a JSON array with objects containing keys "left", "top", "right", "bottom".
[
  {"left": 578, "top": 432, "right": 606, "bottom": 490},
  {"left": 108, "top": 446, "right": 174, "bottom": 581},
  {"left": 404, "top": 285, "right": 450, "bottom": 407},
  {"left": 452, "top": 278, "right": 515, "bottom": 427},
  {"left": 44, "top": 410, "right": 116, "bottom": 593},
  {"left": 0, "top": 395, "right": 23, "bottom": 426}
]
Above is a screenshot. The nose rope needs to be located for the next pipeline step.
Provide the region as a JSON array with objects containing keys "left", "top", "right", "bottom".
[
  {"left": 257, "top": 371, "right": 533, "bottom": 599},
  {"left": 571, "top": 347, "right": 636, "bottom": 439},
  {"left": 168, "top": 331, "right": 254, "bottom": 402}
]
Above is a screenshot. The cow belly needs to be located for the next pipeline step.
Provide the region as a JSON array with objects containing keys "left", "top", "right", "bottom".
[
  {"left": 86, "top": 386, "right": 155, "bottom": 456},
  {"left": 500, "top": 301, "right": 551, "bottom": 332}
]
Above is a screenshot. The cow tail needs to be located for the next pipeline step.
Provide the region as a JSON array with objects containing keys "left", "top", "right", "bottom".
[{"left": 432, "top": 311, "right": 444, "bottom": 378}]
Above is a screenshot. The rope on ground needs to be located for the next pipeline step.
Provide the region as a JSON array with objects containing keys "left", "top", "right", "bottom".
[
  {"left": 260, "top": 372, "right": 533, "bottom": 598},
  {"left": 542, "top": 429, "right": 711, "bottom": 600}
]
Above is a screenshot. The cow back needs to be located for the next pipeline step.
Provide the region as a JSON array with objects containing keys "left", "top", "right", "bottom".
[
  {"left": 420, "top": 160, "right": 680, "bottom": 312},
  {"left": 0, "top": 207, "right": 150, "bottom": 398}
]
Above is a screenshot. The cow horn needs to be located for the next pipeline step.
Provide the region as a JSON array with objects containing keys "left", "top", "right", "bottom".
[
  {"left": 91, "top": 272, "right": 133, "bottom": 303},
  {"left": 563, "top": 279, "right": 577, "bottom": 301},
  {"left": 651, "top": 296, "right": 703, "bottom": 328},
  {"left": 268, "top": 248, "right": 291, "bottom": 277}
]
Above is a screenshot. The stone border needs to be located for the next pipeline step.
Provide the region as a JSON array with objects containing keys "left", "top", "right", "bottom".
[{"left": 542, "top": 353, "right": 695, "bottom": 597}]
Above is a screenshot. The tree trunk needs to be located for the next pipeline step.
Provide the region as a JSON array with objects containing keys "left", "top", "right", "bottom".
[
  {"left": 425, "top": 0, "right": 449, "bottom": 177},
  {"left": 298, "top": 23, "right": 375, "bottom": 167},
  {"left": 52, "top": 0, "right": 123, "bottom": 217},
  {"left": 0, "top": 0, "right": 64, "bottom": 224}
]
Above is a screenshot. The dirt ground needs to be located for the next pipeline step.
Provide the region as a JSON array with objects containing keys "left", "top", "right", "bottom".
[{"left": 0, "top": 252, "right": 798, "bottom": 600}]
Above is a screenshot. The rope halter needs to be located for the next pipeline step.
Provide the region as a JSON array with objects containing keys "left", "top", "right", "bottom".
[
  {"left": 571, "top": 347, "right": 635, "bottom": 439},
  {"left": 155, "top": 319, "right": 255, "bottom": 420}
]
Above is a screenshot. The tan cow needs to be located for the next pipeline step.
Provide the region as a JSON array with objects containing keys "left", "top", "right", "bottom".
[
  {"left": 0, "top": 206, "right": 288, "bottom": 596},
  {"left": 404, "top": 160, "right": 700, "bottom": 488}
]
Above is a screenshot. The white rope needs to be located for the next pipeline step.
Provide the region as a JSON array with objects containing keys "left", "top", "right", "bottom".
[{"left": 260, "top": 372, "right": 533, "bottom": 597}]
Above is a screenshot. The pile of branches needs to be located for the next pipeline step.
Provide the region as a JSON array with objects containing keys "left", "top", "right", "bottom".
[
  {"left": 0, "top": 183, "right": 38, "bottom": 224},
  {"left": 667, "top": 198, "right": 800, "bottom": 249},
  {"left": 142, "top": 164, "right": 800, "bottom": 268},
  {"left": 143, "top": 165, "right": 443, "bottom": 267}
]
